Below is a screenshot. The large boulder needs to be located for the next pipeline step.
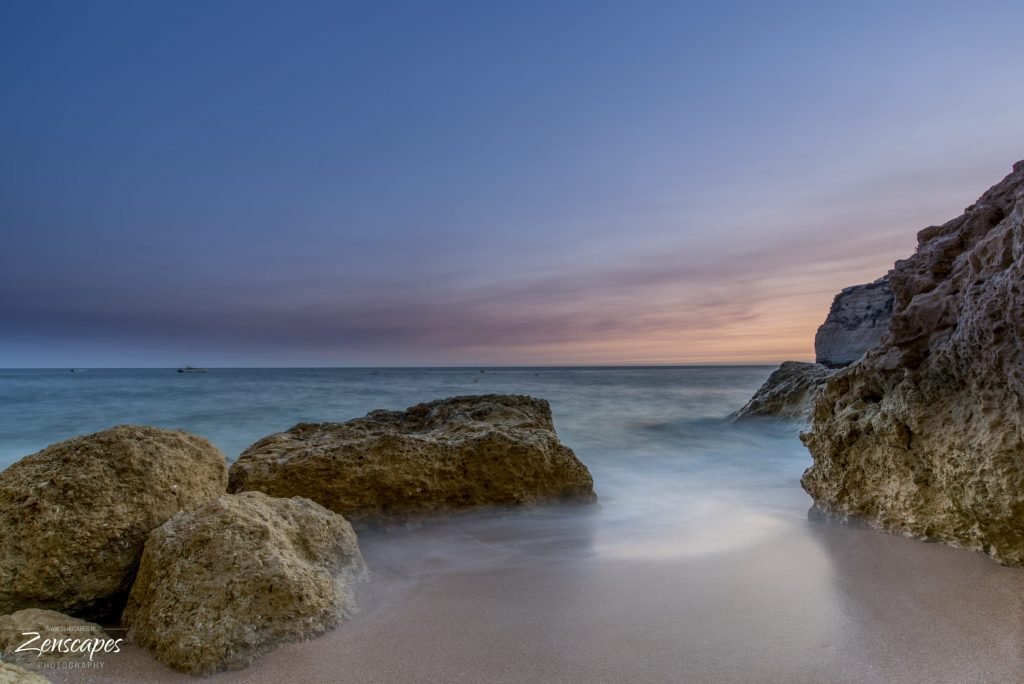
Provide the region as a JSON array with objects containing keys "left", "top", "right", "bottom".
[
  {"left": 228, "top": 394, "right": 596, "bottom": 520},
  {"left": 0, "top": 609, "right": 110, "bottom": 668},
  {"left": 122, "top": 492, "right": 366, "bottom": 675},
  {"left": 0, "top": 426, "right": 228, "bottom": 619},
  {"left": 0, "top": 662, "right": 50, "bottom": 684},
  {"left": 814, "top": 277, "right": 894, "bottom": 367},
  {"left": 732, "top": 362, "right": 833, "bottom": 424},
  {"left": 802, "top": 161, "right": 1024, "bottom": 564}
]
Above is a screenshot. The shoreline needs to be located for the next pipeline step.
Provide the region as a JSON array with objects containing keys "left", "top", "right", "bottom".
[{"left": 46, "top": 508, "right": 1024, "bottom": 684}]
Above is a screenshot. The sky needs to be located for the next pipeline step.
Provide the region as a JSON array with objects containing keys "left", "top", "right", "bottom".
[{"left": 2, "top": 1, "right": 1023, "bottom": 367}]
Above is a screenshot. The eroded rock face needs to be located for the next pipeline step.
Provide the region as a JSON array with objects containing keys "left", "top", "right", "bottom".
[
  {"left": 732, "top": 362, "right": 833, "bottom": 424},
  {"left": 802, "top": 161, "right": 1024, "bottom": 565},
  {"left": 0, "top": 609, "right": 109, "bottom": 668},
  {"left": 814, "top": 277, "right": 894, "bottom": 367},
  {"left": 0, "top": 426, "right": 228, "bottom": 619},
  {"left": 122, "top": 492, "right": 366, "bottom": 676},
  {"left": 229, "top": 394, "right": 596, "bottom": 520}
]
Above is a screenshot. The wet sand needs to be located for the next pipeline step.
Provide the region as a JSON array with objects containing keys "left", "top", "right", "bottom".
[
  {"left": 32, "top": 401, "right": 1024, "bottom": 684},
  {"left": 48, "top": 506, "right": 1024, "bottom": 684}
]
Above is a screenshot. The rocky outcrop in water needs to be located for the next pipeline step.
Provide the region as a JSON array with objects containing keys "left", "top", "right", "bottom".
[
  {"left": 802, "top": 161, "right": 1024, "bottom": 565},
  {"left": 734, "top": 276, "right": 893, "bottom": 423},
  {"left": 0, "top": 426, "right": 228, "bottom": 619},
  {"left": 228, "top": 394, "right": 596, "bottom": 520},
  {"left": 814, "top": 277, "right": 894, "bottom": 367},
  {"left": 0, "top": 609, "right": 109, "bottom": 668},
  {"left": 732, "top": 362, "right": 833, "bottom": 423},
  {"left": 122, "top": 492, "right": 366, "bottom": 675}
]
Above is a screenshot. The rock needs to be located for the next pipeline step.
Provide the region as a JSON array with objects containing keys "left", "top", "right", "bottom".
[
  {"left": 814, "top": 276, "right": 894, "bottom": 367},
  {"left": 732, "top": 362, "right": 834, "bottom": 423},
  {"left": 0, "top": 426, "right": 228, "bottom": 619},
  {"left": 0, "top": 662, "right": 50, "bottom": 684},
  {"left": 802, "top": 160, "right": 1024, "bottom": 564},
  {"left": 0, "top": 609, "right": 111, "bottom": 668},
  {"left": 122, "top": 492, "right": 366, "bottom": 675},
  {"left": 229, "top": 394, "right": 596, "bottom": 520}
]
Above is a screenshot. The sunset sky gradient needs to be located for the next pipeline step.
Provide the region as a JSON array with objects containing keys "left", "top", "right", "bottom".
[{"left": 2, "top": 1, "right": 1023, "bottom": 366}]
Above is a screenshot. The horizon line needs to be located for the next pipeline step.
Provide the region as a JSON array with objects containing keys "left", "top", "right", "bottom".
[{"left": 0, "top": 362, "right": 796, "bottom": 371}]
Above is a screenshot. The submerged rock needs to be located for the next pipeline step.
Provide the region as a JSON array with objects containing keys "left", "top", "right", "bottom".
[
  {"left": 228, "top": 394, "right": 596, "bottom": 520},
  {"left": 122, "top": 492, "right": 366, "bottom": 675},
  {"left": 0, "top": 609, "right": 109, "bottom": 668},
  {"left": 732, "top": 362, "right": 833, "bottom": 424},
  {"left": 814, "top": 277, "right": 894, "bottom": 368},
  {"left": 0, "top": 426, "right": 228, "bottom": 619},
  {"left": 802, "top": 161, "right": 1024, "bottom": 565}
]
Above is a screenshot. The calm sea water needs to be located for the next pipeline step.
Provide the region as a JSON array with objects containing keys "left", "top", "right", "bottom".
[
  {"left": 0, "top": 366, "right": 778, "bottom": 466},
  {"left": 0, "top": 366, "right": 807, "bottom": 558}
]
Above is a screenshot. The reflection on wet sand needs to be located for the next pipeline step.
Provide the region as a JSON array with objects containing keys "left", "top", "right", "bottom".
[{"left": 54, "top": 441, "right": 1024, "bottom": 683}]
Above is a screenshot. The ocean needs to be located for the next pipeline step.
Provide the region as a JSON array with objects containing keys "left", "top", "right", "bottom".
[
  {"left": 0, "top": 365, "right": 808, "bottom": 559},
  {"left": 0, "top": 365, "right": 780, "bottom": 465}
]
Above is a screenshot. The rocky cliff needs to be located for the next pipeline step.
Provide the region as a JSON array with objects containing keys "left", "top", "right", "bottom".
[
  {"left": 802, "top": 161, "right": 1024, "bottom": 565},
  {"left": 814, "top": 277, "right": 894, "bottom": 367}
]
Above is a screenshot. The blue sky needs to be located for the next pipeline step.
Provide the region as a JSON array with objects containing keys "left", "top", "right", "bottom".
[{"left": 2, "top": 0, "right": 1023, "bottom": 366}]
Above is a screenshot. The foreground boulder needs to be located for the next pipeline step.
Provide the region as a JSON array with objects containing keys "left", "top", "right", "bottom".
[
  {"left": 732, "top": 362, "right": 833, "bottom": 424},
  {"left": 229, "top": 394, "right": 596, "bottom": 520},
  {"left": 802, "top": 161, "right": 1024, "bottom": 564},
  {"left": 122, "top": 492, "right": 366, "bottom": 675},
  {"left": 814, "top": 277, "right": 894, "bottom": 368},
  {"left": 0, "top": 426, "right": 228, "bottom": 619},
  {"left": 0, "top": 662, "right": 50, "bottom": 684},
  {"left": 0, "top": 609, "right": 109, "bottom": 668}
]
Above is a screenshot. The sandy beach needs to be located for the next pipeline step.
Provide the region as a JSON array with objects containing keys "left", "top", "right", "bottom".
[{"left": 46, "top": 502, "right": 1024, "bottom": 684}]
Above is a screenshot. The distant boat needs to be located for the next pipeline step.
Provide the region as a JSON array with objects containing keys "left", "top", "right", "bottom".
[{"left": 177, "top": 366, "right": 208, "bottom": 373}]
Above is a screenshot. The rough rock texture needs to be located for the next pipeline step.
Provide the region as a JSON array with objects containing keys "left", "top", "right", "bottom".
[
  {"left": 814, "top": 276, "right": 895, "bottom": 367},
  {"left": 0, "top": 426, "right": 228, "bottom": 619},
  {"left": 732, "top": 362, "right": 834, "bottom": 423},
  {"left": 0, "top": 609, "right": 108, "bottom": 668},
  {"left": 122, "top": 492, "right": 366, "bottom": 676},
  {"left": 802, "top": 161, "right": 1024, "bottom": 565},
  {"left": 0, "top": 662, "right": 50, "bottom": 684},
  {"left": 229, "top": 394, "right": 596, "bottom": 520}
]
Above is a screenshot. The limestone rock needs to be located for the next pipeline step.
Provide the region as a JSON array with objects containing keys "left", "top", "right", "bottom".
[
  {"left": 732, "top": 362, "right": 834, "bottom": 423},
  {"left": 0, "top": 662, "right": 50, "bottom": 684},
  {"left": 802, "top": 161, "right": 1024, "bottom": 564},
  {"left": 0, "top": 426, "right": 228, "bottom": 619},
  {"left": 814, "top": 276, "right": 894, "bottom": 367},
  {"left": 122, "top": 492, "right": 366, "bottom": 675},
  {"left": 229, "top": 394, "right": 596, "bottom": 520},
  {"left": 0, "top": 609, "right": 109, "bottom": 668}
]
